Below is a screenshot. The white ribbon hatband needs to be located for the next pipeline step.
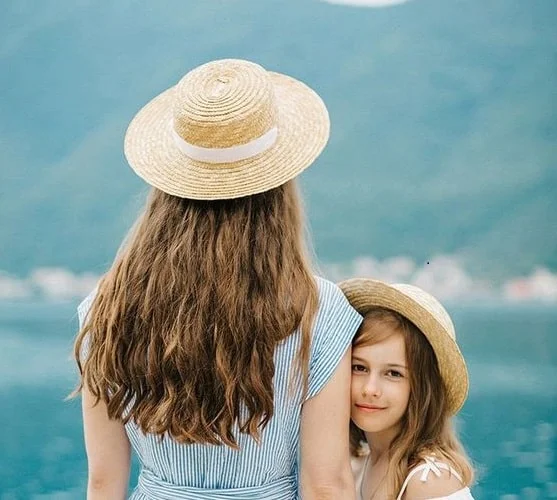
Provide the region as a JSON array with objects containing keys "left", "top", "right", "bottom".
[{"left": 172, "top": 127, "right": 278, "bottom": 164}]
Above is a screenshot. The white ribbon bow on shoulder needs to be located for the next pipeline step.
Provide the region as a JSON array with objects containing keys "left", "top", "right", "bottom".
[{"left": 419, "top": 456, "right": 443, "bottom": 482}]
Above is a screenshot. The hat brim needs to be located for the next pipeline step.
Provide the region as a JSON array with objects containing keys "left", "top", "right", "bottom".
[
  {"left": 339, "top": 278, "right": 469, "bottom": 415},
  {"left": 123, "top": 72, "right": 329, "bottom": 200}
]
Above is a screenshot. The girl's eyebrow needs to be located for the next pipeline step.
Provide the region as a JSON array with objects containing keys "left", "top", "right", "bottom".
[
  {"left": 351, "top": 357, "right": 408, "bottom": 370},
  {"left": 351, "top": 356, "right": 368, "bottom": 364},
  {"left": 386, "top": 363, "right": 407, "bottom": 370}
]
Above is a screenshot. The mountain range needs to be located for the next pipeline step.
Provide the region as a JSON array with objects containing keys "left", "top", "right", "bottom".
[{"left": 1, "top": 0, "right": 555, "bottom": 282}]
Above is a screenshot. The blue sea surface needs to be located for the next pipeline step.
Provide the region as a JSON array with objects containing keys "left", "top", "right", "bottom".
[{"left": 0, "top": 300, "right": 556, "bottom": 499}]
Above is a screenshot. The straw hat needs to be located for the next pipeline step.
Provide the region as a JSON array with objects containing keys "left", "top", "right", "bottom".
[
  {"left": 124, "top": 59, "right": 330, "bottom": 200},
  {"left": 338, "top": 278, "right": 469, "bottom": 415}
]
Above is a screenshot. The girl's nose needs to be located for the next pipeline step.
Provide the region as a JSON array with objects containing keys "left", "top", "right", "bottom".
[{"left": 362, "top": 373, "right": 381, "bottom": 398}]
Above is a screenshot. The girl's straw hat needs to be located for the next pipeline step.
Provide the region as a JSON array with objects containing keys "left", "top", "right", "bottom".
[
  {"left": 124, "top": 59, "right": 330, "bottom": 200},
  {"left": 339, "top": 278, "right": 469, "bottom": 415}
]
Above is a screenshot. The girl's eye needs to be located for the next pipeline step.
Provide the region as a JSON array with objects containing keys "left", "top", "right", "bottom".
[
  {"left": 351, "top": 364, "right": 367, "bottom": 373},
  {"left": 386, "top": 369, "right": 403, "bottom": 378}
]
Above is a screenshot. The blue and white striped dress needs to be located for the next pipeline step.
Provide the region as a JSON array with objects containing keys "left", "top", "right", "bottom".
[{"left": 77, "top": 277, "right": 362, "bottom": 499}]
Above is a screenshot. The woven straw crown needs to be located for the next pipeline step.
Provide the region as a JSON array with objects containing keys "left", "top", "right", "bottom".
[
  {"left": 124, "top": 59, "right": 330, "bottom": 200},
  {"left": 339, "top": 279, "right": 469, "bottom": 415},
  {"left": 173, "top": 60, "right": 277, "bottom": 149}
]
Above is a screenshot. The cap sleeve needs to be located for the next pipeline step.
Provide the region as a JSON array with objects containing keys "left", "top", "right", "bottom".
[{"left": 306, "top": 278, "right": 362, "bottom": 400}]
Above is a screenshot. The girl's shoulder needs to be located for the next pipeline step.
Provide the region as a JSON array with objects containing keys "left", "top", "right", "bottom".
[{"left": 400, "top": 456, "right": 474, "bottom": 500}]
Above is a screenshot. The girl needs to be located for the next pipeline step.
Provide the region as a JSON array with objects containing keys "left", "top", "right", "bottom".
[
  {"left": 339, "top": 278, "right": 475, "bottom": 500},
  {"left": 72, "top": 59, "right": 362, "bottom": 500}
]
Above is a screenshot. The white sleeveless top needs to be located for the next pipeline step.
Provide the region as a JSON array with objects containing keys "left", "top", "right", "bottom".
[{"left": 352, "top": 455, "right": 474, "bottom": 500}]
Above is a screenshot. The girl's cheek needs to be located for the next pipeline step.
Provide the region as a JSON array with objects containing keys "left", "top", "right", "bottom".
[{"left": 350, "top": 380, "right": 360, "bottom": 399}]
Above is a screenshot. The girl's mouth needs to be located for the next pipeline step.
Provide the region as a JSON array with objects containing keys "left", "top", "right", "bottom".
[{"left": 355, "top": 404, "right": 386, "bottom": 413}]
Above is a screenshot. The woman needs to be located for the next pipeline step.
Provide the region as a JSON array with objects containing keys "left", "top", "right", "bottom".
[
  {"left": 339, "top": 278, "right": 475, "bottom": 499},
  {"left": 73, "top": 59, "right": 362, "bottom": 499}
]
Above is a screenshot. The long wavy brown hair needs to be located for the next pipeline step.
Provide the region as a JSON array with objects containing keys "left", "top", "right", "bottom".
[
  {"left": 72, "top": 181, "right": 318, "bottom": 448},
  {"left": 350, "top": 308, "right": 474, "bottom": 497}
]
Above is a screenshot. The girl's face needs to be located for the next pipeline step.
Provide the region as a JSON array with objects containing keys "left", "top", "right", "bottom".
[{"left": 350, "top": 330, "right": 411, "bottom": 436}]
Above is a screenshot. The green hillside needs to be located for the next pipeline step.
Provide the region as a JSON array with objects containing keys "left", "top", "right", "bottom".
[{"left": 1, "top": 0, "right": 555, "bottom": 280}]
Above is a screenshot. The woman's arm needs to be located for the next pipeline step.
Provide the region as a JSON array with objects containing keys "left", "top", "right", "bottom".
[
  {"left": 82, "top": 386, "right": 131, "bottom": 500},
  {"left": 299, "top": 348, "right": 356, "bottom": 500}
]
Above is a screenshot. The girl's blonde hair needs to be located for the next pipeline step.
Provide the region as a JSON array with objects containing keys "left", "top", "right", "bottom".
[
  {"left": 73, "top": 181, "right": 318, "bottom": 448},
  {"left": 350, "top": 308, "right": 474, "bottom": 496}
]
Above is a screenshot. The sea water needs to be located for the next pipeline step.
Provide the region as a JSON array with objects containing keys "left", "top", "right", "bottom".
[{"left": 0, "top": 300, "right": 555, "bottom": 499}]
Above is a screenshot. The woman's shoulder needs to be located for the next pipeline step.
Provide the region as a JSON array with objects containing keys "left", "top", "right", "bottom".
[
  {"left": 314, "top": 275, "right": 340, "bottom": 294},
  {"left": 314, "top": 276, "right": 358, "bottom": 312},
  {"left": 401, "top": 456, "right": 472, "bottom": 500},
  {"left": 77, "top": 286, "right": 99, "bottom": 329},
  {"left": 311, "top": 275, "right": 362, "bottom": 336},
  {"left": 302, "top": 277, "right": 362, "bottom": 399}
]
